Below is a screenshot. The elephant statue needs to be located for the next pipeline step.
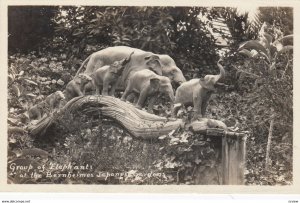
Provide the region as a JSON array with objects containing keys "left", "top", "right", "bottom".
[
  {"left": 121, "top": 69, "right": 175, "bottom": 113},
  {"left": 75, "top": 46, "right": 186, "bottom": 88},
  {"left": 63, "top": 74, "right": 93, "bottom": 101},
  {"left": 28, "top": 101, "right": 48, "bottom": 121},
  {"left": 173, "top": 61, "right": 225, "bottom": 120},
  {"left": 45, "top": 91, "right": 65, "bottom": 112},
  {"left": 91, "top": 52, "right": 134, "bottom": 96}
]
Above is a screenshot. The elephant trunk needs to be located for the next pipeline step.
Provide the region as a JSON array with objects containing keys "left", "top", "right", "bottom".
[
  {"left": 122, "top": 51, "right": 134, "bottom": 65},
  {"left": 168, "top": 88, "right": 175, "bottom": 103},
  {"left": 169, "top": 92, "right": 175, "bottom": 103},
  {"left": 215, "top": 61, "right": 225, "bottom": 82},
  {"left": 168, "top": 90, "right": 175, "bottom": 113}
]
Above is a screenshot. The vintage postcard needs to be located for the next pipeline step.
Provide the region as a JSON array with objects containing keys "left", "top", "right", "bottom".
[{"left": 0, "top": 0, "right": 299, "bottom": 194}]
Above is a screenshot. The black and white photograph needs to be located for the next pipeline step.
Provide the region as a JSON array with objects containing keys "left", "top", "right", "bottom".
[{"left": 3, "top": 2, "right": 297, "bottom": 191}]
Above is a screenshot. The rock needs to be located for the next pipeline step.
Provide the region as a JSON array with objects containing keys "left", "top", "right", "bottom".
[
  {"left": 61, "top": 54, "right": 67, "bottom": 59},
  {"left": 57, "top": 79, "right": 65, "bottom": 86}
]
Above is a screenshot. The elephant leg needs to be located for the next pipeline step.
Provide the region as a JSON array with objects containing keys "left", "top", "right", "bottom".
[
  {"left": 37, "top": 111, "right": 42, "bottom": 120},
  {"left": 192, "top": 92, "right": 203, "bottom": 121},
  {"left": 133, "top": 94, "right": 138, "bottom": 104},
  {"left": 172, "top": 103, "right": 184, "bottom": 117},
  {"left": 147, "top": 95, "right": 156, "bottom": 113},
  {"left": 126, "top": 92, "right": 137, "bottom": 103},
  {"left": 85, "top": 81, "right": 95, "bottom": 95},
  {"left": 102, "top": 81, "right": 110, "bottom": 96},
  {"left": 73, "top": 84, "right": 84, "bottom": 97},
  {"left": 201, "top": 92, "right": 212, "bottom": 117},
  {"left": 121, "top": 85, "right": 132, "bottom": 101},
  {"left": 136, "top": 87, "right": 150, "bottom": 109},
  {"left": 95, "top": 85, "right": 101, "bottom": 95},
  {"left": 109, "top": 82, "right": 118, "bottom": 96},
  {"left": 109, "top": 78, "right": 120, "bottom": 96},
  {"left": 49, "top": 102, "right": 55, "bottom": 113}
]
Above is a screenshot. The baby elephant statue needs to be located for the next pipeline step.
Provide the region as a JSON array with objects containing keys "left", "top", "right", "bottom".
[
  {"left": 173, "top": 61, "right": 225, "bottom": 120},
  {"left": 28, "top": 101, "right": 49, "bottom": 121},
  {"left": 63, "top": 73, "right": 93, "bottom": 101},
  {"left": 45, "top": 91, "right": 65, "bottom": 112},
  {"left": 91, "top": 51, "right": 134, "bottom": 96},
  {"left": 121, "top": 69, "right": 175, "bottom": 112}
]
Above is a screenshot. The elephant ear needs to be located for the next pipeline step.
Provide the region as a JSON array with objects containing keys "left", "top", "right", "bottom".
[
  {"left": 144, "top": 55, "right": 163, "bottom": 75},
  {"left": 78, "top": 74, "right": 92, "bottom": 83},
  {"left": 150, "top": 78, "right": 160, "bottom": 91},
  {"left": 199, "top": 77, "right": 216, "bottom": 91},
  {"left": 74, "top": 75, "right": 82, "bottom": 84}
]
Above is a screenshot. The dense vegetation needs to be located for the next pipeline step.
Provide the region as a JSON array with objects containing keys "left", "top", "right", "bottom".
[{"left": 8, "top": 6, "right": 292, "bottom": 185}]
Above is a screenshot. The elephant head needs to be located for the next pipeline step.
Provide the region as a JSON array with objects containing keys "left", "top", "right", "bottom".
[
  {"left": 154, "top": 76, "right": 175, "bottom": 103},
  {"left": 159, "top": 55, "right": 186, "bottom": 87},
  {"left": 54, "top": 91, "right": 65, "bottom": 101},
  {"left": 162, "top": 82, "right": 175, "bottom": 103},
  {"left": 111, "top": 52, "right": 135, "bottom": 74},
  {"left": 75, "top": 73, "right": 93, "bottom": 86},
  {"left": 144, "top": 54, "right": 163, "bottom": 75},
  {"left": 199, "top": 61, "right": 225, "bottom": 91}
]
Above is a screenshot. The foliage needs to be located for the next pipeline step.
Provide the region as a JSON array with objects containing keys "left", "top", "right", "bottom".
[
  {"left": 209, "top": 7, "right": 258, "bottom": 47},
  {"left": 8, "top": 6, "right": 59, "bottom": 53},
  {"left": 54, "top": 6, "right": 219, "bottom": 79},
  {"left": 258, "top": 7, "right": 293, "bottom": 36},
  {"left": 222, "top": 21, "right": 293, "bottom": 185}
]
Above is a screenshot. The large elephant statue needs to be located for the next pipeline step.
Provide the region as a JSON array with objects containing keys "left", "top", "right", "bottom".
[{"left": 75, "top": 46, "right": 186, "bottom": 88}]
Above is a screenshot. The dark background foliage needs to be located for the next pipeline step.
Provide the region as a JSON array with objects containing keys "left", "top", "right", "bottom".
[{"left": 7, "top": 6, "right": 293, "bottom": 185}]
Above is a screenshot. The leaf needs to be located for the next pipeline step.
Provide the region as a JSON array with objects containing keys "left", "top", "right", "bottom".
[
  {"left": 158, "top": 135, "right": 167, "bottom": 140},
  {"left": 278, "top": 35, "right": 293, "bottom": 46},
  {"left": 8, "top": 126, "right": 27, "bottom": 134},
  {"left": 278, "top": 45, "right": 293, "bottom": 55},
  {"left": 12, "top": 85, "right": 21, "bottom": 97},
  {"left": 9, "top": 138, "right": 17, "bottom": 144},
  {"left": 9, "top": 65, "right": 17, "bottom": 75},
  {"left": 21, "top": 148, "right": 50, "bottom": 158},
  {"left": 26, "top": 93, "right": 37, "bottom": 98},
  {"left": 73, "top": 29, "right": 84, "bottom": 36},
  {"left": 23, "top": 79, "right": 38, "bottom": 86},
  {"left": 238, "top": 40, "right": 269, "bottom": 58},
  {"left": 273, "top": 40, "right": 283, "bottom": 51},
  {"left": 18, "top": 71, "right": 24, "bottom": 76},
  {"left": 8, "top": 74, "right": 15, "bottom": 82},
  {"left": 238, "top": 49, "right": 253, "bottom": 57},
  {"left": 261, "top": 33, "right": 273, "bottom": 45},
  {"left": 194, "top": 157, "right": 202, "bottom": 164},
  {"left": 168, "top": 129, "right": 176, "bottom": 137},
  {"left": 7, "top": 118, "right": 19, "bottom": 125},
  {"left": 257, "top": 51, "right": 271, "bottom": 63}
]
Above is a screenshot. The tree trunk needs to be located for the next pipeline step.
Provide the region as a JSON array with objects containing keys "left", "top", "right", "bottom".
[
  {"left": 28, "top": 95, "right": 184, "bottom": 139},
  {"left": 265, "top": 115, "right": 275, "bottom": 170}
]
